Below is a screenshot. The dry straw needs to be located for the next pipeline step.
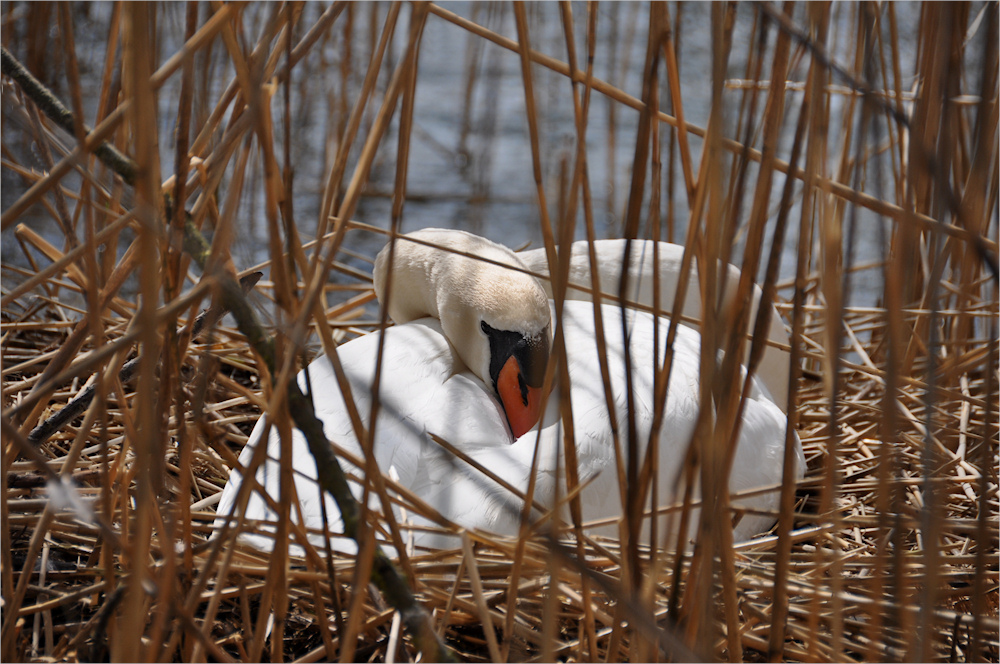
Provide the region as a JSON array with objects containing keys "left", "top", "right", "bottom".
[{"left": 2, "top": 2, "right": 997, "bottom": 662}]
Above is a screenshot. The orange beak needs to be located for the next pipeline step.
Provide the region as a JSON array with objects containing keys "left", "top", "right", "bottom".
[{"left": 497, "top": 354, "right": 544, "bottom": 439}]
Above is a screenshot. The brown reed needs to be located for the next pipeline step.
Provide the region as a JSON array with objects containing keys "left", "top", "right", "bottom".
[{"left": 2, "top": 2, "right": 997, "bottom": 662}]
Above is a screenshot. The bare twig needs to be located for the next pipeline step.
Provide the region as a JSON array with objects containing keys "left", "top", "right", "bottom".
[
  {"left": 26, "top": 272, "right": 263, "bottom": 446},
  {"left": 1, "top": 46, "right": 136, "bottom": 186},
  {"left": 2, "top": 43, "right": 452, "bottom": 662}
]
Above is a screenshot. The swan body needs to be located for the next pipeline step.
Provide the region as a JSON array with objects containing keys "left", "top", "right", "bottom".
[
  {"left": 216, "top": 230, "right": 803, "bottom": 553},
  {"left": 517, "top": 240, "right": 791, "bottom": 412}
]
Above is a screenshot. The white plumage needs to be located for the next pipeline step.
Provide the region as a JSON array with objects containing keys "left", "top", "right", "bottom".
[
  {"left": 517, "top": 238, "right": 792, "bottom": 412},
  {"left": 216, "top": 230, "right": 803, "bottom": 554}
]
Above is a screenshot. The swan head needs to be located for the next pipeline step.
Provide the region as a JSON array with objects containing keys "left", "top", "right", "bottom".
[
  {"left": 478, "top": 314, "right": 549, "bottom": 439},
  {"left": 373, "top": 229, "right": 551, "bottom": 439}
]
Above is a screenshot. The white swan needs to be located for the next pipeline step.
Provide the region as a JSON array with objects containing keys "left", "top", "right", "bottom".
[
  {"left": 216, "top": 229, "right": 803, "bottom": 553},
  {"left": 516, "top": 239, "right": 791, "bottom": 412}
]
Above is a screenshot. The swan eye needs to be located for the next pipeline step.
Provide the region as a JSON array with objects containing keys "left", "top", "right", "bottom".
[{"left": 480, "top": 321, "right": 548, "bottom": 391}]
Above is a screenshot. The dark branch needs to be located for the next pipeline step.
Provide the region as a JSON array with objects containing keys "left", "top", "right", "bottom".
[
  {"left": 3, "top": 46, "right": 453, "bottom": 662},
  {"left": 183, "top": 219, "right": 453, "bottom": 661},
  {"left": 27, "top": 272, "right": 263, "bottom": 446},
  {"left": 1, "top": 45, "right": 137, "bottom": 186}
]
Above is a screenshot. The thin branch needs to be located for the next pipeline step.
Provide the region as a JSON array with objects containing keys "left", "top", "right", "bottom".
[
  {"left": 26, "top": 272, "right": 263, "bottom": 446},
  {"left": 1, "top": 46, "right": 136, "bottom": 186},
  {"left": 2, "top": 45, "right": 453, "bottom": 663},
  {"left": 182, "top": 219, "right": 453, "bottom": 662}
]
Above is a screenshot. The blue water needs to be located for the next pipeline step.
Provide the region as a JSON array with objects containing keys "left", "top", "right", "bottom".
[{"left": 3, "top": 2, "right": 967, "bottom": 323}]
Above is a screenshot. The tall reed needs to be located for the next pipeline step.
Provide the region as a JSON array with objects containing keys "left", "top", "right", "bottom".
[{"left": 1, "top": 2, "right": 996, "bottom": 662}]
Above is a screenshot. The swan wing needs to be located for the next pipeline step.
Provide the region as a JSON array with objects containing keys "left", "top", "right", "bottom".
[
  {"left": 216, "top": 302, "right": 801, "bottom": 553},
  {"left": 520, "top": 240, "right": 791, "bottom": 411},
  {"left": 215, "top": 318, "right": 510, "bottom": 553}
]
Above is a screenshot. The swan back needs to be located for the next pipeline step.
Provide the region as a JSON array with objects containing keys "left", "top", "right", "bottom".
[{"left": 518, "top": 240, "right": 791, "bottom": 411}]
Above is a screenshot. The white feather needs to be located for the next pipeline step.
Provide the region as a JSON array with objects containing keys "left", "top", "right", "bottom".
[{"left": 216, "top": 232, "right": 804, "bottom": 554}]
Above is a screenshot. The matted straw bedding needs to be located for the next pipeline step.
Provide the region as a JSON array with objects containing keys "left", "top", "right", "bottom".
[{"left": 2, "top": 2, "right": 998, "bottom": 662}]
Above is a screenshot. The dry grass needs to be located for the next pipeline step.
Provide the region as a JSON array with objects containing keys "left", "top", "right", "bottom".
[{"left": 2, "top": 2, "right": 998, "bottom": 662}]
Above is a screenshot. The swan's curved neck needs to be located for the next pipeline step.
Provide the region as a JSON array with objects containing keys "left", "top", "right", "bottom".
[{"left": 373, "top": 229, "right": 551, "bottom": 387}]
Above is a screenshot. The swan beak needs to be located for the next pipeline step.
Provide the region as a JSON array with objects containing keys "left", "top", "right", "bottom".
[
  {"left": 481, "top": 321, "right": 550, "bottom": 439},
  {"left": 497, "top": 354, "right": 544, "bottom": 439}
]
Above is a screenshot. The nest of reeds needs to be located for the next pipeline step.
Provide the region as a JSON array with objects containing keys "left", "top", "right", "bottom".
[{"left": 2, "top": 2, "right": 998, "bottom": 662}]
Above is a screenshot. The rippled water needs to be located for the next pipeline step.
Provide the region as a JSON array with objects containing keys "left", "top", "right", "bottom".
[{"left": 2, "top": 2, "right": 944, "bottom": 313}]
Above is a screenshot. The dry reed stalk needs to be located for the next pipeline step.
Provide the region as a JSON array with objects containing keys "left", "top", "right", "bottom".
[
  {"left": 509, "top": 7, "right": 574, "bottom": 660},
  {"left": 3, "top": 2, "right": 998, "bottom": 663}
]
